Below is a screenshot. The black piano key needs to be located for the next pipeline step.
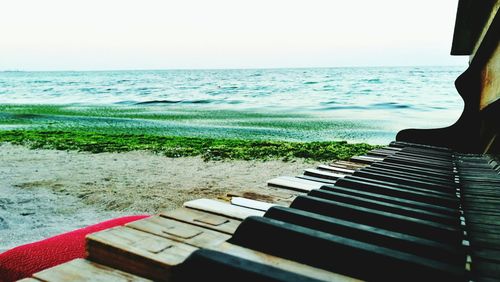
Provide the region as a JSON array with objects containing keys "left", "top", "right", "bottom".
[
  {"left": 360, "top": 166, "right": 456, "bottom": 188},
  {"left": 471, "top": 260, "right": 500, "bottom": 280},
  {"left": 389, "top": 141, "right": 452, "bottom": 153},
  {"left": 334, "top": 177, "right": 459, "bottom": 209},
  {"left": 383, "top": 158, "right": 455, "bottom": 171},
  {"left": 366, "top": 163, "right": 455, "bottom": 179},
  {"left": 264, "top": 206, "right": 465, "bottom": 266},
  {"left": 307, "top": 189, "right": 459, "bottom": 226},
  {"left": 229, "top": 216, "right": 465, "bottom": 281},
  {"left": 392, "top": 151, "right": 453, "bottom": 162},
  {"left": 173, "top": 249, "right": 324, "bottom": 282},
  {"left": 371, "top": 162, "right": 455, "bottom": 178},
  {"left": 402, "top": 147, "right": 454, "bottom": 157},
  {"left": 317, "top": 185, "right": 459, "bottom": 216},
  {"left": 352, "top": 170, "right": 457, "bottom": 192},
  {"left": 396, "top": 152, "right": 452, "bottom": 161},
  {"left": 384, "top": 156, "right": 454, "bottom": 170},
  {"left": 290, "top": 195, "right": 462, "bottom": 244}
]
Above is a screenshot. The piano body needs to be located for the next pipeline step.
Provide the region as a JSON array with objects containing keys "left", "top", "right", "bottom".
[
  {"left": 20, "top": 1, "right": 499, "bottom": 282},
  {"left": 397, "top": 0, "right": 500, "bottom": 154}
]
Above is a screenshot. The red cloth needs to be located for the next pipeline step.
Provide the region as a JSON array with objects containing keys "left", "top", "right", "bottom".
[{"left": 0, "top": 215, "right": 149, "bottom": 282}]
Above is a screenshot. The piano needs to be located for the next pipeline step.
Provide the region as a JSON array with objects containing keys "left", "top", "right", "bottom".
[{"left": 20, "top": 1, "right": 499, "bottom": 282}]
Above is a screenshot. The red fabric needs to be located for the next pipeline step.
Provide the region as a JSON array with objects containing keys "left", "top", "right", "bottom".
[{"left": 0, "top": 215, "right": 149, "bottom": 282}]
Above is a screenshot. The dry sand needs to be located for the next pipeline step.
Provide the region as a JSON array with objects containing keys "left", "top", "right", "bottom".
[{"left": 0, "top": 143, "right": 318, "bottom": 251}]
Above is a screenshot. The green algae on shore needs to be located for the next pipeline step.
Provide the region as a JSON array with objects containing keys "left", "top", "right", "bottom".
[
  {"left": 0, "top": 104, "right": 393, "bottom": 144},
  {"left": 0, "top": 130, "right": 378, "bottom": 161}
]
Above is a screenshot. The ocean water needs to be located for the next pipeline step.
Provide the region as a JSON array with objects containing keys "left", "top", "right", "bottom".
[{"left": 0, "top": 67, "right": 465, "bottom": 144}]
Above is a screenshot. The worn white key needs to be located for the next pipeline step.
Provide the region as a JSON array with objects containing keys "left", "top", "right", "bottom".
[
  {"left": 230, "top": 197, "right": 278, "bottom": 211},
  {"left": 304, "top": 168, "right": 347, "bottom": 180},
  {"left": 184, "top": 199, "right": 264, "bottom": 220},
  {"left": 317, "top": 164, "right": 355, "bottom": 174},
  {"left": 267, "top": 176, "right": 324, "bottom": 192}
]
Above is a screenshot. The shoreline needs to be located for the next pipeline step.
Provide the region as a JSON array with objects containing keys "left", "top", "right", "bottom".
[
  {"left": 0, "top": 104, "right": 401, "bottom": 144},
  {"left": 0, "top": 143, "right": 318, "bottom": 251},
  {"left": 0, "top": 105, "right": 377, "bottom": 251},
  {"left": 0, "top": 130, "right": 377, "bottom": 161}
]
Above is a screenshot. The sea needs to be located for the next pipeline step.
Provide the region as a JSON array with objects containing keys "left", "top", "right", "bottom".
[{"left": 0, "top": 66, "right": 465, "bottom": 144}]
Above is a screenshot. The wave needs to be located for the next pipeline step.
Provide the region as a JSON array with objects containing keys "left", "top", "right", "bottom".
[
  {"left": 370, "top": 102, "right": 411, "bottom": 109},
  {"left": 134, "top": 99, "right": 217, "bottom": 105}
]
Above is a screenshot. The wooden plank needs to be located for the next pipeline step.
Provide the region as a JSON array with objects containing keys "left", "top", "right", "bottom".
[
  {"left": 230, "top": 197, "right": 278, "bottom": 211},
  {"left": 329, "top": 161, "right": 367, "bottom": 169},
  {"left": 479, "top": 43, "right": 500, "bottom": 110},
  {"left": 209, "top": 242, "right": 360, "bottom": 282},
  {"left": 317, "top": 164, "right": 355, "bottom": 174},
  {"left": 126, "top": 216, "right": 231, "bottom": 248},
  {"left": 33, "top": 258, "right": 151, "bottom": 282},
  {"left": 267, "top": 176, "right": 324, "bottom": 192},
  {"left": 86, "top": 226, "right": 197, "bottom": 281},
  {"left": 160, "top": 207, "right": 240, "bottom": 235},
  {"left": 183, "top": 198, "right": 265, "bottom": 220}
]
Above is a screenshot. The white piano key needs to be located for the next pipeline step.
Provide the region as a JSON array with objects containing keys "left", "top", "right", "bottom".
[
  {"left": 230, "top": 197, "right": 278, "bottom": 211},
  {"left": 267, "top": 176, "right": 324, "bottom": 192},
  {"left": 184, "top": 199, "right": 264, "bottom": 220},
  {"left": 317, "top": 164, "right": 356, "bottom": 174},
  {"left": 304, "top": 168, "right": 348, "bottom": 180}
]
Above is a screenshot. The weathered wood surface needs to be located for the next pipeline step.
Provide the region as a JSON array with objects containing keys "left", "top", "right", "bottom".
[
  {"left": 86, "top": 226, "right": 196, "bottom": 281},
  {"left": 230, "top": 197, "right": 278, "bottom": 211},
  {"left": 183, "top": 198, "right": 265, "bottom": 220},
  {"left": 226, "top": 188, "right": 297, "bottom": 205},
  {"left": 33, "top": 258, "right": 151, "bottom": 282},
  {"left": 479, "top": 43, "right": 500, "bottom": 110},
  {"left": 160, "top": 207, "right": 241, "bottom": 235},
  {"left": 331, "top": 160, "right": 370, "bottom": 169},
  {"left": 126, "top": 215, "right": 231, "bottom": 248}
]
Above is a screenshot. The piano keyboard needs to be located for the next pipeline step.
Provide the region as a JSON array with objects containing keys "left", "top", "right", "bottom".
[{"left": 23, "top": 141, "right": 500, "bottom": 281}]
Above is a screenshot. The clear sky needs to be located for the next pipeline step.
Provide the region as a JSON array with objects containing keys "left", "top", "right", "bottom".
[{"left": 0, "top": 0, "right": 467, "bottom": 71}]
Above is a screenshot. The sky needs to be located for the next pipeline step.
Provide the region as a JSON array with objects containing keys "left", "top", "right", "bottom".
[{"left": 0, "top": 0, "right": 467, "bottom": 71}]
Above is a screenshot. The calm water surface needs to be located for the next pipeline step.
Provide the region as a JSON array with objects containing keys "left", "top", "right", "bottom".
[{"left": 0, "top": 66, "right": 465, "bottom": 143}]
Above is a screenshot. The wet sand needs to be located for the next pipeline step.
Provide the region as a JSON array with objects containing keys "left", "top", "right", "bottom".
[{"left": 0, "top": 143, "right": 316, "bottom": 252}]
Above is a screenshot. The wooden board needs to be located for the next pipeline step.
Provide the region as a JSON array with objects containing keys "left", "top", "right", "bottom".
[
  {"left": 126, "top": 216, "right": 231, "bottom": 248},
  {"left": 209, "top": 242, "right": 360, "bottom": 282},
  {"left": 267, "top": 176, "right": 324, "bottom": 192},
  {"left": 86, "top": 226, "right": 197, "bottom": 281},
  {"left": 33, "top": 258, "right": 151, "bottom": 282},
  {"left": 183, "top": 198, "right": 265, "bottom": 220},
  {"left": 330, "top": 160, "right": 368, "bottom": 169},
  {"left": 230, "top": 197, "right": 278, "bottom": 211}
]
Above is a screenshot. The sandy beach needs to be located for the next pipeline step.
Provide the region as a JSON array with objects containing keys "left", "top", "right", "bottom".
[{"left": 0, "top": 143, "right": 317, "bottom": 252}]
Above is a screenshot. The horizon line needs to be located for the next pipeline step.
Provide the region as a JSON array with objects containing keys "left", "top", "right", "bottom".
[{"left": 1, "top": 64, "right": 468, "bottom": 73}]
